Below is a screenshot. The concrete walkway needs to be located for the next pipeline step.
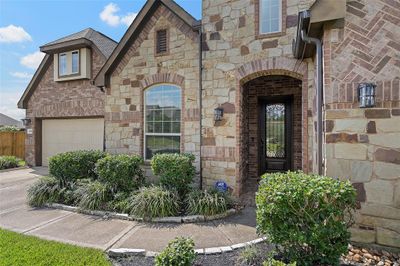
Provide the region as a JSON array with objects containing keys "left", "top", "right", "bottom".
[{"left": 0, "top": 167, "right": 259, "bottom": 252}]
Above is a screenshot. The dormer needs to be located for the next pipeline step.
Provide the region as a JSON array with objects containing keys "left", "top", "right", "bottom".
[{"left": 39, "top": 28, "right": 117, "bottom": 82}]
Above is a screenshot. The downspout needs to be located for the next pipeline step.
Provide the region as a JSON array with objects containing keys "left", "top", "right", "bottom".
[
  {"left": 194, "top": 21, "right": 203, "bottom": 189},
  {"left": 300, "top": 30, "right": 323, "bottom": 175}
]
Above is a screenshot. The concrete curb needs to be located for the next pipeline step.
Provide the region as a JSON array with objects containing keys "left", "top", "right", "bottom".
[
  {"left": 107, "top": 237, "right": 267, "bottom": 258},
  {"left": 45, "top": 203, "right": 238, "bottom": 223},
  {"left": 0, "top": 166, "right": 29, "bottom": 173}
]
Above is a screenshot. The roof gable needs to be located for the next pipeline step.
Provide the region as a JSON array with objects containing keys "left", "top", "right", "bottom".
[
  {"left": 94, "top": 0, "right": 200, "bottom": 87},
  {"left": 18, "top": 28, "right": 116, "bottom": 109}
]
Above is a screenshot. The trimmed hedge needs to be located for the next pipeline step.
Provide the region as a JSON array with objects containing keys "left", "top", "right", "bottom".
[
  {"left": 151, "top": 153, "right": 195, "bottom": 198},
  {"left": 95, "top": 154, "right": 144, "bottom": 192},
  {"left": 49, "top": 150, "right": 106, "bottom": 183},
  {"left": 256, "top": 171, "right": 356, "bottom": 266},
  {"left": 0, "top": 156, "right": 24, "bottom": 170}
]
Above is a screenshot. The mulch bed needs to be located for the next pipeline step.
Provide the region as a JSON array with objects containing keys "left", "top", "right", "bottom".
[{"left": 110, "top": 243, "right": 400, "bottom": 266}]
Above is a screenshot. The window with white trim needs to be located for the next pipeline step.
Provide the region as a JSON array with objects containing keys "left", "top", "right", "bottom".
[
  {"left": 72, "top": 51, "right": 79, "bottom": 74},
  {"left": 259, "top": 0, "right": 282, "bottom": 34},
  {"left": 59, "top": 53, "right": 67, "bottom": 76},
  {"left": 144, "top": 84, "right": 181, "bottom": 160}
]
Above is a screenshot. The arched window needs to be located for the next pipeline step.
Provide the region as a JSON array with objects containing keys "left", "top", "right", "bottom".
[{"left": 144, "top": 84, "right": 181, "bottom": 160}]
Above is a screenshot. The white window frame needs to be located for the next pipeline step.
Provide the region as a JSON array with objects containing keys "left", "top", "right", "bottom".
[
  {"left": 259, "top": 0, "right": 282, "bottom": 34},
  {"left": 59, "top": 53, "right": 67, "bottom": 76},
  {"left": 143, "top": 84, "right": 182, "bottom": 160},
  {"left": 71, "top": 50, "right": 79, "bottom": 74}
]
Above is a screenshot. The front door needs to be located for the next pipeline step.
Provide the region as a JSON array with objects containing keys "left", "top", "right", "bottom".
[{"left": 259, "top": 97, "right": 293, "bottom": 173}]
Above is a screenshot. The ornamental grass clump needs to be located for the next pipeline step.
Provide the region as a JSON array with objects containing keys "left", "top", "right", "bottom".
[
  {"left": 0, "top": 155, "right": 24, "bottom": 170},
  {"left": 256, "top": 171, "right": 356, "bottom": 266},
  {"left": 28, "top": 176, "right": 63, "bottom": 207},
  {"left": 155, "top": 237, "right": 196, "bottom": 266},
  {"left": 127, "top": 186, "right": 180, "bottom": 219},
  {"left": 75, "top": 180, "right": 112, "bottom": 210},
  {"left": 151, "top": 153, "right": 195, "bottom": 198},
  {"left": 95, "top": 154, "right": 144, "bottom": 193},
  {"left": 185, "top": 189, "right": 232, "bottom": 216}
]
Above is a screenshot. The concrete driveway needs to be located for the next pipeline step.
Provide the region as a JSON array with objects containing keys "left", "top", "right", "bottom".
[{"left": 0, "top": 167, "right": 259, "bottom": 251}]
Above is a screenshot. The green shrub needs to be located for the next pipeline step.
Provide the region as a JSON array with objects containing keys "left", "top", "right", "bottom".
[
  {"left": 155, "top": 237, "right": 196, "bottom": 266},
  {"left": 110, "top": 192, "right": 131, "bottom": 213},
  {"left": 0, "top": 156, "right": 24, "bottom": 170},
  {"left": 49, "top": 150, "right": 106, "bottom": 183},
  {"left": 237, "top": 245, "right": 267, "bottom": 266},
  {"left": 151, "top": 153, "right": 195, "bottom": 197},
  {"left": 28, "top": 176, "right": 63, "bottom": 207},
  {"left": 127, "top": 186, "right": 180, "bottom": 219},
  {"left": 75, "top": 180, "right": 112, "bottom": 210},
  {"left": 185, "top": 189, "right": 231, "bottom": 216},
  {"left": 95, "top": 154, "right": 144, "bottom": 192},
  {"left": 256, "top": 171, "right": 356, "bottom": 266},
  {"left": 0, "top": 125, "right": 20, "bottom": 132},
  {"left": 263, "top": 259, "right": 296, "bottom": 266}
]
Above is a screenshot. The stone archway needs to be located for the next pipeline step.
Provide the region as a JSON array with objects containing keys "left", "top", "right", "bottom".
[{"left": 235, "top": 57, "right": 309, "bottom": 201}]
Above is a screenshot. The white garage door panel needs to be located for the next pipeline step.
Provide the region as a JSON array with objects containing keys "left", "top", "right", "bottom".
[{"left": 42, "top": 118, "right": 104, "bottom": 166}]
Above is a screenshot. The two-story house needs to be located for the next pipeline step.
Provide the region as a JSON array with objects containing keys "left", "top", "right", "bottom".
[{"left": 19, "top": 0, "right": 400, "bottom": 248}]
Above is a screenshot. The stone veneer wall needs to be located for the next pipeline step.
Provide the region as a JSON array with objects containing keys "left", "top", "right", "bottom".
[
  {"left": 25, "top": 48, "right": 106, "bottom": 166},
  {"left": 244, "top": 75, "right": 303, "bottom": 179},
  {"left": 106, "top": 4, "right": 200, "bottom": 171},
  {"left": 324, "top": 0, "right": 400, "bottom": 248},
  {"left": 201, "top": 0, "right": 316, "bottom": 195}
]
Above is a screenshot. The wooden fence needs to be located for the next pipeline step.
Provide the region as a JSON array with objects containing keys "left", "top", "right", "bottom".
[{"left": 0, "top": 131, "right": 25, "bottom": 159}]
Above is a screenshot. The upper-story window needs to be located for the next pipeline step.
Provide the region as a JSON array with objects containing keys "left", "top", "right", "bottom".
[
  {"left": 144, "top": 84, "right": 181, "bottom": 160},
  {"left": 59, "top": 53, "right": 67, "bottom": 76},
  {"left": 260, "top": 0, "right": 282, "bottom": 34},
  {"left": 72, "top": 51, "right": 79, "bottom": 74}
]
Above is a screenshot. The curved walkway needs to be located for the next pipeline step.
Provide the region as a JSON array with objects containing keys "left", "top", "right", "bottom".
[{"left": 0, "top": 167, "right": 259, "bottom": 252}]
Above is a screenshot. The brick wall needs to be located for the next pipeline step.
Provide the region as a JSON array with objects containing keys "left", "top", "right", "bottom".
[
  {"left": 324, "top": 0, "right": 400, "bottom": 248},
  {"left": 25, "top": 48, "right": 106, "bottom": 166},
  {"left": 106, "top": 4, "right": 201, "bottom": 172}
]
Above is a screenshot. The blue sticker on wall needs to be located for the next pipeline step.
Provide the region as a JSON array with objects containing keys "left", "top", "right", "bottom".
[{"left": 215, "top": 180, "right": 228, "bottom": 193}]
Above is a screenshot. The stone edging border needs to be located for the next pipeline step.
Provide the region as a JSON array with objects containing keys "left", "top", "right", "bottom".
[
  {"left": 45, "top": 203, "right": 239, "bottom": 223},
  {"left": 107, "top": 237, "right": 267, "bottom": 258}
]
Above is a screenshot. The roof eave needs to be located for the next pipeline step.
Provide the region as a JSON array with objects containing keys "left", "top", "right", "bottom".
[
  {"left": 94, "top": 0, "right": 200, "bottom": 88},
  {"left": 40, "top": 38, "right": 93, "bottom": 54},
  {"left": 18, "top": 54, "right": 52, "bottom": 109}
]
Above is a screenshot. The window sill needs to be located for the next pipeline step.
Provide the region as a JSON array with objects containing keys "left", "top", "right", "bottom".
[{"left": 256, "top": 31, "right": 286, "bottom": 40}]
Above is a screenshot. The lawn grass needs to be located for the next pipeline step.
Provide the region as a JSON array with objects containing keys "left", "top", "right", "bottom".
[{"left": 0, "top": 229, "right": 111, "bottom": 266}]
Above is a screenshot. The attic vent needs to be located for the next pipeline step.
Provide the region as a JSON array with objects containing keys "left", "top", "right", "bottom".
[{"left": 156, "top": 29, "right": 168, "bottom": 54}]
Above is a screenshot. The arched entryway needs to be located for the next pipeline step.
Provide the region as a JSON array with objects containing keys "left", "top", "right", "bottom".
[{"left": 234, "top": 58, "right": 309, "bottom": 204}]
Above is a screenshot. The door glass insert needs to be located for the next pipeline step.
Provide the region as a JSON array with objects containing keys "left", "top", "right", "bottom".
[{"left": 266, "top": 103, "right": 285, "bottom": 158}]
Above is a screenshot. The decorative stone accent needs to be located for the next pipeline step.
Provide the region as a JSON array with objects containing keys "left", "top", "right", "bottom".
[
  {"left": 326, "top": 133, "right": 358, "bottom": 143},
  {"left": 352, "top": 183, "right": 366, "bottom": 203},
  {"left": 375, "top": 148, "right": 400, "bottom": 164}
]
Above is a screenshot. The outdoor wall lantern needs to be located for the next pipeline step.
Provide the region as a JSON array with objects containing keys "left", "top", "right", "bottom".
[
  {"left": 21, "top": 118, "right": 31, "bottom": 126},
  {"left": 358, "top": 83, "right": 376, "bottom": 108},
  {"left": 214, "top": 107, "right": 224, "bottom": 121}
]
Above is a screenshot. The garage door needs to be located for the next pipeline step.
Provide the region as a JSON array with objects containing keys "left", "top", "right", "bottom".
[{"left": 42, "top": 118, "right": 104, "bottom": 166}]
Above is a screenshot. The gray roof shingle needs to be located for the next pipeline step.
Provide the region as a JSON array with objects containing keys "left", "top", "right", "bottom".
[{"left": 42, "top": 28, "right": 117, "bottom": 58}]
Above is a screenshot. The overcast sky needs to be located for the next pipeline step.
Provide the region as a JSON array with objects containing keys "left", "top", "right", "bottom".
[{"left": 0, "top": 0, "right": 202, "bottom": 120}]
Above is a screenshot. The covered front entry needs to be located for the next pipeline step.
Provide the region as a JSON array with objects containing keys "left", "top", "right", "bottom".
[{"left": 238, "top": 74, "right": 306, "bottom": 204}]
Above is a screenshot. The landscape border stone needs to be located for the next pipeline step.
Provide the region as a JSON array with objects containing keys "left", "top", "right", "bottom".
[
  {"left": 107, "top": 237, "right": 267, "bottom": 258},
  {"left": 44, "top": 203, "right": 239, "bottom": 223}
]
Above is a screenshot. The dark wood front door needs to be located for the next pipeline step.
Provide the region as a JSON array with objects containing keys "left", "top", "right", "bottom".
[{"left": 259, "top": 96, "right": 293, "bottom": 174}]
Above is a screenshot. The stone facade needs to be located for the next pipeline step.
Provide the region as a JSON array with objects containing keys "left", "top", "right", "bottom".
[
  {"left": 323, "top": 0, "right": 400, "bottom": 248},
  {"left": 24, "top": 48, "right": 106, "bottom": 166},
  {"left": 201, "top": 0, "right": 315, "bottom": 196},
  {"left": 105, "top": 4, "right": 201, "bottom": 171}
]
